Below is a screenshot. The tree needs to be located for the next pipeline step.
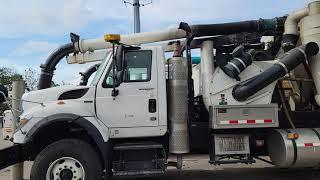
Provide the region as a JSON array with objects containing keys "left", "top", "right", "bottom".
[
  {"left": 51, "top": 81, "right": 60, "bottom": 87},
  {"left": 0, "top": 67, "right": 23, "bottom": 87},
  {"left": 24, "top": 68, "right": 39, "bottom": 91},
  {"left": 0, "top": 67, "right": 23, "bottom": 113}
]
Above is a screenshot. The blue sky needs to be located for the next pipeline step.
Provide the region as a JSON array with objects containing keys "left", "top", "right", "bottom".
[{"left": 0, "top": 0, "right": 310, "bottom": 84}]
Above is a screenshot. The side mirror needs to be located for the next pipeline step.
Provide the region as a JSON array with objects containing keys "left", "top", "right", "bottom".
[
  {"left": 116, "top": 70, "right": 124, "bottom": 85},
  {"left": 0, "top": 85, "right": 8, "bottom": 103},
  {"left": 110, "top": 70, "right": 124, "bottom": 97},
  {"left": 115, "top": 45, "right": 124, "bottom": 71}
]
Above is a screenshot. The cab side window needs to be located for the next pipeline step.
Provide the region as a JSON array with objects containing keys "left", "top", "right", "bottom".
[
  {"left": 124, "top": 50, "right": 152, "bottom": 82},
  {"left": 105, "top": 69, "right": 114, "bottom": 87},
  {"left": 103, "top": 50, "right": 152, "bottom": 88},
  {"left": 103, "top": 66, "right": 117, "bottom": 88}
]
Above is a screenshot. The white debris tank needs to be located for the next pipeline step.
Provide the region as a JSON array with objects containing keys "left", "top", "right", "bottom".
[{"left": 300, "top": 1, "right": 320, "bottom": 105}]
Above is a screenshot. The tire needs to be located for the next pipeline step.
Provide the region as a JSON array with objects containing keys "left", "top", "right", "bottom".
[{"left": 30, "top": 139, "right": 102, "bottom": 180}]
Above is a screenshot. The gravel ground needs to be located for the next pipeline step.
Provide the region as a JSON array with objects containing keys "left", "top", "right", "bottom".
[{"left": 1, "top": 128, "right": 320, "bottom": 180}]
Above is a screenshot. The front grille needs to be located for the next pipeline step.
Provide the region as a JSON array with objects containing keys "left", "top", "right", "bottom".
[{"left": 58, "top": 88, "right": 89, "bottom": 100}]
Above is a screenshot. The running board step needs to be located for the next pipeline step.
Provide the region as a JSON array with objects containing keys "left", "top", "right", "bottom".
[{"left": 112, "top": 142, "right": 166, "bottom": 176}]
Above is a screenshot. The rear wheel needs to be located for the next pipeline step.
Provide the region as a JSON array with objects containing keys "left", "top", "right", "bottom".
[{"left": 30, "top": 139, "right": 103, "bottom": 180}]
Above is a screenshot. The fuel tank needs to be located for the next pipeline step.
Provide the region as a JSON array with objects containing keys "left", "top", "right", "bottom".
[{"left": 268, "top": 128, "right": 320, "bottom": 167}]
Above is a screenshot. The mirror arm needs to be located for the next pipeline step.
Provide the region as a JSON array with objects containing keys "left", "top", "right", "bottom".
[{"left": 111, "top": 43, "right": 119, "bottom": 97}]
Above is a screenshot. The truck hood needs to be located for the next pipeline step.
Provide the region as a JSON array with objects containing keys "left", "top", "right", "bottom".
[{"left": 21, "top": 85, "right": 92, "bottom": 111}]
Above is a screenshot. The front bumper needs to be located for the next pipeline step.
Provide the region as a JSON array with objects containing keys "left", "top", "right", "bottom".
[{"left": 0, "top": 144, "right": 26, "bottom": 170}]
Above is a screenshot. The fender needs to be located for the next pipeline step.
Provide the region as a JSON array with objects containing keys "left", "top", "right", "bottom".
[
  {"left": 25, "top": 113, "right": 106, "bottom": 145},
  {"left": 22, "top": 114, "right": 111, "bottom": 174},
  {"left": 27, "top": 113, "right": 109, "bottom": 151}
]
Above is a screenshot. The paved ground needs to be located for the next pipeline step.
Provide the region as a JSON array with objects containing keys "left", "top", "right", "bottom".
[{"left": 1, "top": 128, "right": 320, "bottom": 180}]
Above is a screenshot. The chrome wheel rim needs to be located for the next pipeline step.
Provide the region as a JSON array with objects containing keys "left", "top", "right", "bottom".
[{"left": 46, "top": 157, "right": 85, "bottom": 180}]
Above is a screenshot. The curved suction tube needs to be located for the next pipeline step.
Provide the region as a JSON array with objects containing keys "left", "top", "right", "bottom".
[{"left": 232, "top": 42, "right": 319, "bottom": 102}]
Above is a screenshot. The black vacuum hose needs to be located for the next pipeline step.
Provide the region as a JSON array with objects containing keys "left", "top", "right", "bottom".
[
  {"left": 79, "top": 64, "right": 100, "bottom": 86},
  {"left": 191, "top": 17, "right": 285, "bottom": 37},
  {"left": 38, "top": 43, "right": 74, "bottom": 89},
  {"left": 232, "top": 42, "right": 319, "bottom": 101}
]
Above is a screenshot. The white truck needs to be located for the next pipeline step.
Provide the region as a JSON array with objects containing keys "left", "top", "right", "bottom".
[{"left": 1, "top": 1, "right": 320, "bottom": 180}]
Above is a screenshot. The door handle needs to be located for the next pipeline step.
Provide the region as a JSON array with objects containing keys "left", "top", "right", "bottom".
[{"left": 149, "top": 99, "right": 157, "bottom": 113}]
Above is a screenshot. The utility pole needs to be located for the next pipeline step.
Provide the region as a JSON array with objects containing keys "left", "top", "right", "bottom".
[
  {"left": 10, "top": 80, "right": 25, "bottom": 180},
  {"left": 133, "top": 0, "right": 141, "bottom": 33},
  {"left": 124, "top": 0, "right": 152, "bottom": 33}
]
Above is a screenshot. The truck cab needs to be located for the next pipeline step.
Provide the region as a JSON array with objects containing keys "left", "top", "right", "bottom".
[
  {"left": 11, "top": 45, "right": 169, "bottom": 142},
  {"left": 4, "top": 45, "right": 169, "bottom": 179}
]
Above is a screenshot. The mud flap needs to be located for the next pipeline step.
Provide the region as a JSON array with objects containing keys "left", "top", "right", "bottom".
[{"left": 0, "top": 144, "right": 25, "bottom": 170}]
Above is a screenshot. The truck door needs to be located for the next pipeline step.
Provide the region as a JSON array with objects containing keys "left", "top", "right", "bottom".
[{"left": 95, "top": 48, "right": 159, "bottom": 128}]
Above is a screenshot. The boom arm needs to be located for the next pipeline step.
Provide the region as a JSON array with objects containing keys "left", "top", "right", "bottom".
[
  {"left": 74, "top": 28, "right": 187, "bottom": 53},
  {"left": 39, "top": 18, "right": 284, "bottom": 89}
]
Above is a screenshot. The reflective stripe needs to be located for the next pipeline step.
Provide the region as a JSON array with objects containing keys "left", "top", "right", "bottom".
[
  {"left": 255, "top": 120, "right": 264, "bottom": 123},
  {"left": 220, "top": 119, "right": 273, "bottom": 125},
  {"left": 247, "top": 120, "right": 256, "bottom": 124},
  {"left": 264, "top": 119, "right": 273, "bottom": 123},
  {"left": 220, "top": 121, "right": 230, "bottom": 125},
  {"left": 229, "top": 120, "right": 239, "bottom": 124},
  {"left": 296, "top": 143, "right": 320, "bottom": 147},
  {"left": 238, "top": 120, "right": 247, "bottom": 124}
]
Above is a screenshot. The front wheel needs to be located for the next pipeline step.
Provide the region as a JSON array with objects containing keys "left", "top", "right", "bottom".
[{"left": 30, "top": 139, "right": 103, "bottom": 180}]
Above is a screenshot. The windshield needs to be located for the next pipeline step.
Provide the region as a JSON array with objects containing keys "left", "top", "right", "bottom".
[{"left": 90, "top": 52, "right": 112, "bottom": 86}]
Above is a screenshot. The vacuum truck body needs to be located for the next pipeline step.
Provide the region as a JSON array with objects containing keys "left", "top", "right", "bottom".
[{"left": 1, "top": 1, "right": 320, "bottom": 180}]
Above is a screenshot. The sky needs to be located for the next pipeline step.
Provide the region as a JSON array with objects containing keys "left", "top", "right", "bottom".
[{"left": 0, "top": 0, "right": 310, "bottom": 85}]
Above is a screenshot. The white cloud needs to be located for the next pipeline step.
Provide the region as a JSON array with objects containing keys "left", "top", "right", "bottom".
[
  {"left": 0, "top": 57, "right": 87, "bottom": 86},
  {"left": 0, "top": 0, "right": 130, "bottom": 37},
  {"left": 0, "top": 58, "right": 37, "bottom": 74},
  {"left": 14, "top": 41, "right": 59, "bottom": 56},
  {"left": 0, "top": 0, "right": 309, "bottom": 37}
]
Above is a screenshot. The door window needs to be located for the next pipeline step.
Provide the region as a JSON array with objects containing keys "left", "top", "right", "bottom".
[
  {"left": 102, "top": 50, "right": 152, "bottom": 88},
  {"left": 105, "top": 69, "right": 114, "bottom": 87},
  {"left": 124, "top": 50, "right": 152, "bottom": 82}
]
